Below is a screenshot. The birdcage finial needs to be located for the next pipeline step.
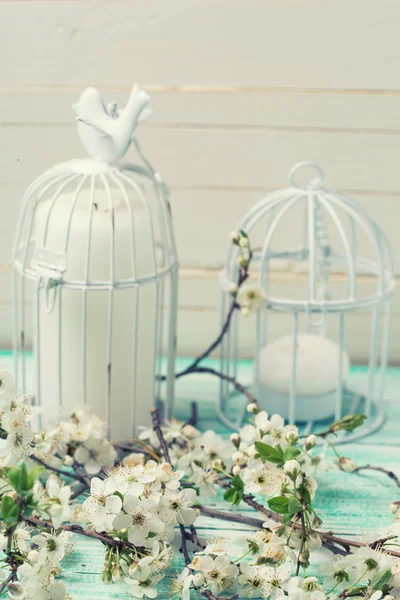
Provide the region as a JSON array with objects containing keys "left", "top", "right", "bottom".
[
  {"left": 288, "top": 161, "right": 325, "bottom": 190},
  {"left": 73, "top": 83, "right": 152, "bottom": 164}
]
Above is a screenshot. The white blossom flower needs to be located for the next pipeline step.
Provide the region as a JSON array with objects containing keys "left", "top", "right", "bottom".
[
  {"left": 45, "top": 476, "right": 72, "bottom": 529},
  {"left": 237, "top": 563, "right": 272, "bottom": 598},
  {"left": 114, "top": 496, "right": 164, "bottom": 546},
  {"left": 237, "top": 284, "right": 266, "bottom": 314},
  {"left": 138, "top": 540, "right": 173, "bottom": 574},
  {"left": 74, "top": 437, "right": 117, "bottom": 474},
  {"left": 189, "top": 463, "right": 217, "bottom": 499},
  {"left": 32, "top": 530, "right": 71, "bottom": 561},
  {"left": 0, "top": 369, "right": 17, "bottom": 409},
  {"left": 242, "top": 457, "right": 287, "bottom": 497},
  {"left": 126, "top": 567, "right": 162, "bottom": 599},
  {"left": 287, "top": 576, "right": 326, "bottom": 600},
  {"left": 189, "top": 553, "right": 239, "bottom": 593},
  {"left": 0, "top": 523, "right": 31, "bottom": 553},
  {"left": 171, "top": 567, "right": 193, "bottom": 600},
  {"left": 82, "top": 477, "right": 122, "bottom": 531},
  {"left": 163, "top": 488, "right": 197, "bottom": 526},
  {"left": 0, "top": 425, "right": 34, "bottom": 465}
]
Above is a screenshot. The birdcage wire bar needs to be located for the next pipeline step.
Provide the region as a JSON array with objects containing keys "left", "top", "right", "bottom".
[
  {"left": 218, "top": 162, "right": 395, "bottom": 443},
  {"left": 13, "top": 154, "right": 178, "bottom": 440}
]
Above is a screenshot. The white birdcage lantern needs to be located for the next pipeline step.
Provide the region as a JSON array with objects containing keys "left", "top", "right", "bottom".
[
  {"left": 12, "top": 84, "right": 178, "bottom": 441},
  {"left": 219, "top": 162, "right": 395, "bottom": 442}
]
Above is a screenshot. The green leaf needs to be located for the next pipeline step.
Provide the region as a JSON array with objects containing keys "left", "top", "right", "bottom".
[
  {"left": 283, "top": 446, "right": 301, "bottom": 461},
  {"left": 5, "top": 467, "right": 20, "bottom": 492},
  {"left": 223, "top": 487, "right": 236, "bottom": 503},
  {"left": 239, "top": 229, "right": 248, "bottom": 238},
  {"left": 370, "top": 570, "right": 393, "bottom": 591},
  {"left": 288, "top": 497, "right": 303, "bottom": 514},
  {"left": 1, "top": 495, "right": 14, "bottom": 520},
  {"left": 346, "top": 586, "right": 368, "bottom": 597},
  {"left": 19, "top": 464, "right": 28, "bottom": 492},
  {"left": 254, "top": 442, "right": 284, "bottom": 465},
  {"left": 4, "top": 504, "right": 19, "bottom": 526},
  {"left": 231, "top": 475, "right": 244, "bottom": 491},
  {"left": 27, "top": 467, "right": 44, "bottom": 490},
  {"left": 298, "top": 483, "right": 312, "bottom": 507},
  {"left": 268, "top": 496, "right": 289, "bottom": 515}
]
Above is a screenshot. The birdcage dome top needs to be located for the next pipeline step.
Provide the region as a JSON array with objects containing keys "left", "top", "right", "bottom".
[
  {"left": 222, "top": 162, "right": 395, "bottom": 314},
  {"left": 13, "top": 156, "right": 178, "bottom": 303}
]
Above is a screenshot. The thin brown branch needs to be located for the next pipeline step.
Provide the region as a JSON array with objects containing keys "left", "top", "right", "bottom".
[
  {"left": 353, "top": 464, "right": 400, "bottom": 488},
  {"left": 115, "top": 439, "right": 161, "bottom": 462},
  {"left": 216, "top": 479, "right": 400, "bottom": 558},
  {"left": 151, "top": 408, "right": 171, "bottom": 464},
  {"left": 179, "top": 523, "right": 191, "bottom": 566},
  {"left": 25, "top": 516, "right": 144, "bottom": 555},
  {"left": 296, "top": 511, "right": 307, "bottom": 576},
  {"left": 0, "top": 571, "right": 16, "bottom": 596},
  {"left": 188, "top": 366, "right": 259, "bottom": 406},
  {"left": 31, "top": 455, "right": 86, "bottom": 484},
  {"left": 198, "top": 505, "right": 265, "bottom": 528},
  {"left": 186, "top": 402, "right": 198, "bottom": 427}
]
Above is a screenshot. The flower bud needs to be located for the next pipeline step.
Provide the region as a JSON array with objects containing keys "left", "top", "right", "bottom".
[
  {"left": 232, "top": 451, "right": 246, "bottom": 465},
  {"left": 237, "top": 256, "right": 248, "bottom": 268},
  {"left": 27, "top": 550, "right": 39, "bottom": 564},
  {"left": 230, "top": 231, "right": 240, "bottom": 244},
  {"left": 230, "top": 433, "right": 240, "bottom": 448},
  {"left": 284, "top": 459, "right": 301, "bottom": 477},
  {"left": 112, "top": 565, "right": 123, "bottom": 583},
  {"left": 390, "top": 502, "right": 399, "bottom": 515},
  {"left": 7, "top": 583, "right": 24, "bottom": 597},
  {"left": 182, "top": 424, "right": 199, "bottom": 439},
  {"left": 212, "top": 459, "right": 224, "bottom": 471},
  {"left": 228, "top": 282, "right": 238, "bottom": 295},
  {"left": 240, "top": 306, "right": 250, "bottom": 317},
  {"left": 339, "top": 456, "right": 356, "bottom": 472},
  {"left": 193, "top": 573, "right": 205, "bottom": 587},
  {"left": 63, "top": 455, "right": 74, "bottom": 467},
  {"left": 286, "top": 431, "right": 298, "bottom": 444},
  {"left": 239, "top": 237, "right": 249, "bottom": 248},
  {"left": 122, "top": 452, "right": 145, "bottom": 467},
  {"left": 305, "top": 434, "right": 317, "bottom": 450},
  {"left": 247, "top": 403, "right": 259, "bottom": 414},
  {"left": 232, "top": 465, "right": 241, "bottom": 476}
]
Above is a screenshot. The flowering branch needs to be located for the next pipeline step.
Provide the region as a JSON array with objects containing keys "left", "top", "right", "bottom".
[{"left": 352, "top": 464, "right": 400, "bottom": 488}]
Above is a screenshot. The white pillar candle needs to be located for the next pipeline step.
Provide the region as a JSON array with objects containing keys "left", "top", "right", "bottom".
[
  {"left": 33, "top": 187, "right": 156, "bottom": 440},
  {"left": 257, "top": 334, "right": 350, "bottom": 422}
]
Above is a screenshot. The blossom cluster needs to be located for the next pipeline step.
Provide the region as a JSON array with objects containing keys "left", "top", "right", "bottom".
[
  {"left": 80, "top": 461, "right": 197, "bottom": 595},
  {"left": 0, "top": 369, "right": 34, "bottom": 466}
]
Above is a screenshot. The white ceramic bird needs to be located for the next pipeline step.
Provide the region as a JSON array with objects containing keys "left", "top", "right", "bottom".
[{"left": 73, "top": 84, "right": 151, "bottom": 164}]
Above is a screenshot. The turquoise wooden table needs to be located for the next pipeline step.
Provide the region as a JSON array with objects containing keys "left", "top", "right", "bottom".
[{"left": 1, "top": 352, "right": 400, "bottom": 599}]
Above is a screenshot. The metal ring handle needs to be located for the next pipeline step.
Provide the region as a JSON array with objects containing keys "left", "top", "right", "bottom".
[{"left": 288, "top": 161, "right": 324, "bottom": 190}]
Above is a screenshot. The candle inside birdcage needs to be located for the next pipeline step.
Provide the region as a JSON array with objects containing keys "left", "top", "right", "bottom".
[{"left": 12, "top": 85, "right": 178, "bottom": 441}]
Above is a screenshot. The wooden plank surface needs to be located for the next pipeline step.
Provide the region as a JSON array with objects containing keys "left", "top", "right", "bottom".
[
  {"left": 2, "top": 1, "right": 400, "bottom": 90},
  {"left": 0, "top": 352, "right": 399, "bottom": 597}
]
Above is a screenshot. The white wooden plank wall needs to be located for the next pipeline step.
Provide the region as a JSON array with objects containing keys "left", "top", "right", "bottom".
[{"left": 0, "top": 0, "right": 399, "bottom": 362}]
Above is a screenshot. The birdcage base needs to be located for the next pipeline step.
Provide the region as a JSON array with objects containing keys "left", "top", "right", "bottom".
[
  {"left": 256, "top": 387, "right": 337, "bottom": 423},
  {"left": 217, "top": 385, "right": 384, "bottom": 445}
]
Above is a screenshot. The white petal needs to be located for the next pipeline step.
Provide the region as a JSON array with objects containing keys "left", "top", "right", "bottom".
[{"left": 105, "top": 495, "right": 122, "bottom": 514}]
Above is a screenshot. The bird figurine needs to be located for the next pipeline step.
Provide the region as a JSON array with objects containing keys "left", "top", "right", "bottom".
[{"left": 73, "top": 84, "right": 151, "bottom": 164}]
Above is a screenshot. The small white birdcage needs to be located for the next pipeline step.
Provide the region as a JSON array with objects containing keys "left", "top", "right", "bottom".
[
  {"left": 219, "top": 162, "right": 395, "bottom": 442},
  {"left": 12, "top": 84, "right": 178, "bottom": 441}
]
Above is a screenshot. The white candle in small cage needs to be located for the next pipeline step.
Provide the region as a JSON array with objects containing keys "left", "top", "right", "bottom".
[
  {"left": 33, "top": 187, "right": 156, "bottom": 441},
  {"left": 257, "top": 334, "right": 350, "bottom": 422}
]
